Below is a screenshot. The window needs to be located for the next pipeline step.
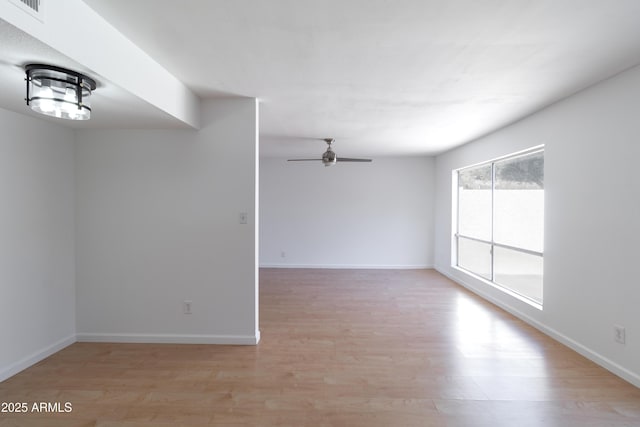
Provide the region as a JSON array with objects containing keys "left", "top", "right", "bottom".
[{"left": 455, "top": 148, "right": 544, "bottom": 305}]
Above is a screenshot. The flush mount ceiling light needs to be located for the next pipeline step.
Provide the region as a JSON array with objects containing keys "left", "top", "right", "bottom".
[{"left": 25, "top": 64, "right": 97, "bottom": 120}]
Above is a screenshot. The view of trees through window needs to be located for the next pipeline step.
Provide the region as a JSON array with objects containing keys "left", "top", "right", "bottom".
[{"left": 456, "top": 149, "right": 544, "bottom": 305}]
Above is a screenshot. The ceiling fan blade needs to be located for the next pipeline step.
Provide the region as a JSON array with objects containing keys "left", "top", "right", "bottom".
[
  {"left": 336, "top": 157, "right": 372, "bottom": 162},
  {"left": 287, "top": 158, "right": 322, "bottom": 161}
]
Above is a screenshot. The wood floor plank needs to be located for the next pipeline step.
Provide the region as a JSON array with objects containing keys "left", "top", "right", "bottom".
[{"left": 1, "top": 268, "right": 639, "bottom": 426}]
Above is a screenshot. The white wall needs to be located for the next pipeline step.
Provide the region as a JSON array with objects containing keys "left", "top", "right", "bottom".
[
  {"left": 435, "top": 65, "right": 640, "bottom": 386},
  {"left": 260, "top": 156, "right": 434, "bottom": 268},
  {"left": 0, "top": 108, "right": 76, "bottom": 381},
  {"left": 75, "top": 98, "right": 259, "bottom": 344}
]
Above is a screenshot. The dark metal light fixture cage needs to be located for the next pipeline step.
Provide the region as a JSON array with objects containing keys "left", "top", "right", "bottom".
[{"left": 25, "top": 64, "right": 97, "bottom": 120}]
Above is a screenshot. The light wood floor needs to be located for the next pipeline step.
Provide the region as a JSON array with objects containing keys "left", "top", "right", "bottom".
[{"left": 1, "top": 269, "right": 639, "bottom": 426}]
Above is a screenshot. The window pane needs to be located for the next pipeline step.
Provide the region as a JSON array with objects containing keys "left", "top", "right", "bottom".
[
  {"left": 458, "top": 165, "right": 492, "bottom": 240},
  {"left": 494, "top": 152, "right": 544, "bottom": 252},
  {"left": 494, "top": 246, "right": 543, "bottom": 304},
  {"left": 457, "top": 237, "right": 491, "bottom": 280}
]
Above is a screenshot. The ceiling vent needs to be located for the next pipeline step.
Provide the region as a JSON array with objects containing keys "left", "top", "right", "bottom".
[{"left": 8, "top": 0, "right": 45, "bottom": 22}]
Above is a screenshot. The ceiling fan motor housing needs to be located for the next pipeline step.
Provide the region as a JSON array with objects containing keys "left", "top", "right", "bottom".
[{"left": 322, "top": 149, "right": 337, "bottom": 166}]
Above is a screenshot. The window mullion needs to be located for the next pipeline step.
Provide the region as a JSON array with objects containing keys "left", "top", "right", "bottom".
[
  {"left": 456, "top": 171, "right": 460, "bottom": 267},
  {"left": 490, "top": 161, "right": 495, "bottom": 281}
]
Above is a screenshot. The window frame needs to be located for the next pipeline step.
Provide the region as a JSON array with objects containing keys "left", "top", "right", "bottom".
[{"left": 454, "top": 146, "right": 544, "bottom": 307}]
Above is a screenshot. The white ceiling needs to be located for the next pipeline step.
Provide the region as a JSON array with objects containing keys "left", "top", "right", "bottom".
[{"left": 3, "top": 1, "right": 640, "bottom": 157}]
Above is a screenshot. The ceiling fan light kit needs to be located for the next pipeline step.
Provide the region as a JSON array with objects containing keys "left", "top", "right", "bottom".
[
  {"left": 288, "top": 138, "right": 372, "bottom": 167},
  {"left": 25, "top": 64, "right": 97, "bottom": 121}
]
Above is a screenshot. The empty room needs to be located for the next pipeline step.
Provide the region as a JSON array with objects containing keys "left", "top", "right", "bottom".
[{"left": 1, "top": 1, "right": 639, "bottom": 426}]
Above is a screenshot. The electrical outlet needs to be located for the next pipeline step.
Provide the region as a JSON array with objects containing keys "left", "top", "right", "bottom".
[
  {"left": 183, "top": 300, "right": 192, "bottom": 315},
  {"left": 280, "top": 250, "right": 286, "bottom": 258},
  {"left": 614, "top": 325, "right": 625, "bottom": 344},
  {"left": 239, "top": 212, "right": 248, "bottom": 224}
]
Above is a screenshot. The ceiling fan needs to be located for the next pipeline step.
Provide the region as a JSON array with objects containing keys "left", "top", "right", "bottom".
[{"left": 288, "top": 138, "right": 372, "bottom": 167}]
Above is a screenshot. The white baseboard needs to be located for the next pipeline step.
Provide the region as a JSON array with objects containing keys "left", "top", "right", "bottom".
[
  {"left": 260, "top": 263, "right": 433, "bottom": 270},
  {"left": 0, "top": 334, "right": 76, "bottom": 382},
  {"left": 435, "top": 265, "right": 640, "bottom": 389},
  {"left": 76, "top": 332, "right": 260, "bottom": 345}
]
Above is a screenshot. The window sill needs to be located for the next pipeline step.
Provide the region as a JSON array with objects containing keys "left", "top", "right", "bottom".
[{"left": 452, "top": 266, "right": 543, "bottom": 311}]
